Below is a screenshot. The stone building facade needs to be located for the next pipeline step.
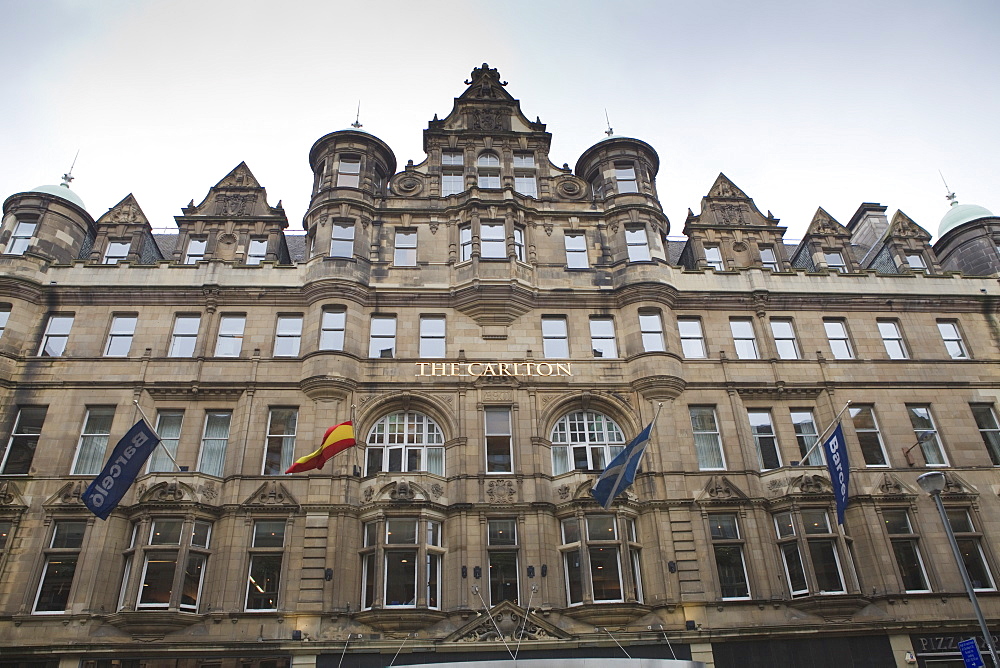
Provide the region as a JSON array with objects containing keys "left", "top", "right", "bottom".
[{"left": 1, "top": 64, "right": 999, "bottom": 668}]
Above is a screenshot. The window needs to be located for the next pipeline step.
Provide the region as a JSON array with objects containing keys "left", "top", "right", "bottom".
[
  {"left": 320, "top": 308, "right": 346, "bottom": 351},
  {"left": 850, "top": 405, "right": 888, "bottom": 466},
  {"left": 589, "top": 317, "right": 617, "bottom": 358},
  {"left": 774, "top": 509, "right": 846, "bottom": 595},
  {"left": 1, "top": 406, "right": 47, "bottom": 474},
  {"left": 945, "top": 509, "right": 995, "bottom": 591},
  {"left": 883, "top": 509, "right": 930, "bottom": 592},
  {"left": 678, "top": 317, "right": 707, "bottom": 358},
  {"left": 394, "top": 229, "right": 417, "bottom": 266},
  {"left": 551, "top": 410, "right": 626, "bottom": 475},
  {"left": 972, "top": 405, "right": 1000, "bottom": 466},
  {"left": 937, "top": 321, "right": 968, "bottom": 359},
  {"left": 442, "top": 151, "right": 463, "bottom": 166},
  {"left": 639, "top": 311, "right": 665, "bottom": 352},
  {"left": 561, "top": 515, "right": 640, "bottom": 604},
  {"left": 690, "top": 406, "right": 725, "bottom": 470},
  {"left": 760, "top": 246, "right": 779, "bottom": 271},
  {"left": 361, "top": 517, "right": 443, "bottom": 609},
  {"left": 878, "top": 320, "right": 908, "bottom": 359},
  {"left": 147, "top": 411, "right": 182, "bottom": 473},
  {"left": 7, "top": 221, "right": 36, "bottom": 255},
  {"left": 513, "top": 153, "right": 534, "bottom": 168},
  {"left": 214, "top": 315, "right": 245, "bottom": 357},
  {"left": 0, "top": 519, "right": 11, "bottom": 557},
  {"left": 564, "top": 232, "right": 588, "bottom": 268},
  {"left": 748, "top": 410, "right": 781, "bottom": 469},
  {"left": 104, "top": 241, "right": 130, "bottom": 264},
  {"left": 481, "top": 223, "right": 506, "bottom": 258},
  {"left": 906, "top": 405, "right": 947, "bottom": 466},
  {"left": 790, "top": 410, "right": 823, "bottom": 466},
  {"left": 442, "top": 163, "right": 464, "bottom": 196},
  {"left": 33, "top": 521, "right": 86, "bottom": 613},
  {"left": 263, "top": 408, "right": 297, "bottom": 475},
  {"left": 273, "top": 315, "right": 303, "bottom": 357},
  {"left": 730, "top": 318, "right": 759, "bottom": 359},
  {"left": 824, "top": 251, "right": 846, "bottom": 272},
  {"left": 488, "top": 519, "right": 519, "bottom": 604},
  {"left": 0, "top": 306, "right": 9, "bottom": 338},
  {"left": 541, "top": 316, "right": 569, "bottom": 358},
  {"left": 709, "top": 514, "right": 750, "bottom": 599},
  {"left": 39, "top": 314, "right": 74, "bottom": 356},
  {"left": 419, "top": 316, "right": 446, "bottom": 358},
  {"left": 615, "top": 162, "right": 638, "bottom": 193},
  {"left": 477, "top": 152, "right": 500, "bottom": 189},
  {"left": 71, "top": 406, "right": 114, "bottom": 475},
  {"left": 330, "top": 222, "right": 355, "bottom": 258},
  {"left": 905, "top": 252, "right": 926, "bottom": 270},
  {"left": 823, "top": 319, "right": 854, "bottom": 359},
  {"left": 459, "top": 224, "right": 472, "bottom": 261},
  {"left": 104, "top": 315, "right": 137, "bottom": 357},
  {"left": 197, "top": 412, "right": 231, "bottom": 477},
  {"left": 514, "top": 174, "right": 536, "bottom": 197},
  {"left": 336, "top": 156, "right": 361, "bottom": 188},
  {"left": 591, "top": 174, "right": 605, "bottom": 200},
  {"left": 184, "top": 238, "right": 206, "bottom": 264},
  {"left": 704, "top": 246, "right": 723, "bottom": 270},
  {"left": 130, "top": 518, "right": 211, "bottom": 611},
  {"left": 168, "top": 315, "right": 200, "bottom": 357},
  {"left": 369, "top": 315, "right": 396, "bottom": 358},
  {"left": 365, "top": 411, "right": 444, "bottom": 476},
  {"left": 625, "top": 226, "right": 651, "bottom": 262},
  {"left": 770, "top": 319, "right": 799, "bottom": 360},
  {"left": 485, "top": 407, "right": 513, "bottom": 473},
  {"left": 246, "top": 520, "right": 285, "bottom": 610},
  {"left": 513, "top": 225, "right": 525, "bottom": 262},
  {"left": 246, "top": 239, "right": 268, "bottom": 264}
]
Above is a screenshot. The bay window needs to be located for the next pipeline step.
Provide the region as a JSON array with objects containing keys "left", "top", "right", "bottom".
[
  {"left": 560, "top": 515, "right": 641, "bottom": 605},
  {"left": 361, "top": 517, "right": 443, "bottom": 609}
]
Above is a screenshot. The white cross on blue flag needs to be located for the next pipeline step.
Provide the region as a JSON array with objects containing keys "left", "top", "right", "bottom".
[{"left": 591, "top": 420, "right": 654, "bottom": 509}]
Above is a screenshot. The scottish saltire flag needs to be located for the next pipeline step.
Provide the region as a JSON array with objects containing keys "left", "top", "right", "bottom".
[
  {"left": 591, "top": 421, "right": 654, "bottom": 509},
  {"left": 822, "top": 422, "right": 850, "bottom": 525},
  {"left": 83, "top": 420, "right": 161, "bottom": 520}
]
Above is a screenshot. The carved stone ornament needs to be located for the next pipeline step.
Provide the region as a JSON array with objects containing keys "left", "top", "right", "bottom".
[
  {"left": 795, "top": 474, "right": 828, "bottom": 494},
  {"left": 143, "top": 481, "right": 186, "bottom": 503},
  {"left": 456, "top": 606, "right": 558, "bottom": 643},
  {"left": 0, "top": 480, "right": 17, "bottom": 505},
  {"left": 557, "top": 484, "right": 571, "bottom": 500},
  {"left": 487, "top": 479, "right": 516, "bottom": 504},
  {"left": 431, "top": 483, "right": 444, "bottom": 499},
  {"left": 62, "top": 481, "right": 85, "bottom": 504},
  {"left": 391, "top": 481, "right": 416, "bottom": 502},
  {"left": 554, "top": 176, "right": 587, "bottom": 201},
  {"left": 731, "top": 240, "right": 749, "bottom": 252},
  {"left": 218, "top": 233, "right": 237, "bottom": 246},
  {"left": 243, "top": 480, "right": 298, "bottom": 508},
  {"left": 198, "top": 480, "right": 218, "bottom": 500},
  {"left": 429, "top": 222, "right": 439, "bottom": 235},
  {"left": 713, "top": 203, "right": 747, "bottom": 225},
  {"left": 463, "top": 63, "right": 509, "bottom": 99},
  {"left": 214, "top": 194, "right": 256, "bottom": 216},
  {"left": 877, "top": 472, "right": 905, "bottom": 496},
  {"left": 363, "top": 487, "right": 374, "bottom": 502},
  {"left": 543, "top": 222, "right": 553, "bottom": 236},
  {"left": 472, "top": 108, "right": 504, "bottom": 132},
  {"left": 698, "top": 475, "right": 749, "bottom": 504},
  {"left": 394, "top": 174, "right": 424, "bottom": 196}
]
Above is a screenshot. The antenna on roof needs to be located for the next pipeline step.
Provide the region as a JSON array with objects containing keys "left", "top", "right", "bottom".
[
  {"left": 604, "top": 109, "right": 613, "bottom": 137},
  {"left": 939, "top": 170, "right": 957, "bottom": 206},
  {"left": 351, "top": 101, "right": 363, "bottom": 129},
  {"left": 61, "top": 150, "right": 80, "bottom": 188}
]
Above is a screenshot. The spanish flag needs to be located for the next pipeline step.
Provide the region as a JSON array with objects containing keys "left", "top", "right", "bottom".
[{"left": 285, "top": 421, "right": 356, "bottom": 474}]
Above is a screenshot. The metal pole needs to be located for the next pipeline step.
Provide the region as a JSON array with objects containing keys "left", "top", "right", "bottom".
[{"left": 930, "top": 489, "right": 1000, "bottom": 666}]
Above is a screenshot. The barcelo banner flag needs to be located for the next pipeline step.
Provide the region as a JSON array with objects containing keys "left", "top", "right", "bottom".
[
  {"left": 286, "top": 421, "right": 356, "bottom": 474},
  {"left": 83, "top": 419, "right": 161, "bottom": 520},
  {"left": 822, "top": 422, "right": 850, "bottom": 525}
]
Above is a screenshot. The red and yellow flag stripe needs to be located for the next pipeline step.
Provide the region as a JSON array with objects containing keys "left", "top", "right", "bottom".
[{"left": 285, "top": 421, "right": 356, "bottom": 474}]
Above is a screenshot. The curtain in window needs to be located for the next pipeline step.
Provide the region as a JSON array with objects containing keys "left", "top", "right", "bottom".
[{"left": 199, "top": 413, "right": 231, "bottom": 477}]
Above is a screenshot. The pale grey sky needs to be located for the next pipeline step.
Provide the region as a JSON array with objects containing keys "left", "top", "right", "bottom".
[{"left": 2, "top": 0, "right": 998, "bottom": 241}]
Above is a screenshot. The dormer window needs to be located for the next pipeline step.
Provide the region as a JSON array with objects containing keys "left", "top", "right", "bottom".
[
  {"left": 477, "top": 152, "right": 501, "bottom": 189},
  {"left": 246, "top": 239, "right": 268, "bottom": 265},
  {"left": 336, "top": 156, "right": 361, "bottom": 188},
  {"left": 760, "top": 246, "right": 779, "bottom": 271},
  {"left": 185, "top": 238, "right": 206, "bottom": 264},
  {"left": 615, "top": 162, "right": 638, "bottom": 193},
  {"left": 104, "top": 241, "right": 130, "bottom": 264},
  {"left": 442, "top": 151, "right": 464, "bottom": 196},
  {"left": 705, "top": 246, "right": 723, "bottom": 270},
  {"left": 514, "top": 152, "right": 536, "bottom": 198},
  {"left": 824, "top": 251, "right": 846, "bottom": 273},
  {"left": 905, "top": 252, "right": 926, "bottom": 270}
]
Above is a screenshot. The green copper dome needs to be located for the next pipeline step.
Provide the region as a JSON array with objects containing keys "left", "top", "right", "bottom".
[
  {"left": 29, "top": 183, "right": 86, "bottom": 211},
  {"left": 939, "top": 202, "right": 993, "bottom": 237}
]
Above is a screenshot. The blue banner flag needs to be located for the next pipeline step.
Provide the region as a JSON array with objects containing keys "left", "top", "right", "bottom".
[
  {"left": 591, "top": 421, "right": 654, "bottom": 509},
  {"left": 83, "top": 420, "right": 161, "bottom": 520},
  {"left": 822, "top": 422, "right": 850, "bottom": 524}
]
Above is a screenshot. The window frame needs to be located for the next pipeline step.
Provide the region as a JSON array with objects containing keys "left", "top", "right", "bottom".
[
  {"left": 760, "top": 246, "right": 779, "bottom": 271},
  {"left": 906, "top": 404, "right": 948, "bottom": 466},
  {"left": 769, "top": 318, "right": 800, "bottom": 360},
  {"left": 971, "top": 404, "right": 1000, "bottom": 466},
  {"left": 320, "top": 308, "right": 346, "bottom": 351},
  {"left": 368, "top": 315, "right": 397, "bottom": 359},
  {"left": 147, "top": 410, "right": 183, "bottom": 473},
  {"left": 625, "top": 226, "right": 651, "bottom": 262},
  {"left": 564, "top": 231, "right": 589, "bottom": 269},
  {"left": 104, "top": 314, "right": 137, "bottom": 357},
  {"left": 360, "top": 516, "right": 444, "bottom": 610},
  {"left": 704, "top": 245, "right": 724, "bottom": 271},
  {"left": 790, "top": 409, "right": 824, "bottom": 466},
  {"left": 824, "top": 251, "right": 847, "bottom": 272},
  {"left": 214, "top": 314, "right": 245, "bottom": 358},
  {"left": 8, "top": 220, "right": 36, "bottom": 255},
  {"left": 488, "top": 518, "right": 519, "bottom": 605},
  {"left": 730, "top": 318, "right": 759, "bottom": 360},
  {"left": 262, "top": 408, "right": 298, "bottom": 475},
  {"left": 589, "top": 316, "right": 618, "bottom": 358},
  {"left": 103, "top": 241, "right": 131, "bottom": 264},
  {"left": 485, "top": 407, "right": 513, "bottom": 474},
  {"left": 419, "top": 315, "right": 446, "bottom": 359},
  {"left": 70, "top": 405, "right": 115, "bottom": 476},
  {"left": 246, "top": 239, "right": 268, "bottom": 265},
  {"left": 678, "top": 317, "right": 707, "bottom": 359},
  {"left": 559, "top": 515, "right": 639, "bottom": 605},
  {"left": 849, "top": 405, "right": 889, "bottom": 466},
  {"left": 1, "top": 406, "right": 47, "bottom": 475},
  {"left": 638, "top": 310, "right": 665, "bottom": 353},
  {"left": 748, "top": 409, "right": 781, "bottom": 470},
  {"left": 480, "top": 222, "right": 506, "bottom": 259},
  {"left": 168, "top": 314, "right": 201, "bottom": 357},
  {"left": 945, "top": 508, "right": 996, "bottom": 592},
  {"left": 541, "top": 316, "right": 569, "bottom": 359},
  {"left": 614, "top": 162, "right": 638, "bottom": 194},
  {"left": 184, "top": 238, "right": 206, "bottom": 264},
  {"left": 394, "top": 229, "right": 417, "bottom": 266},
  {"left": 690, "top": 405, "right": 725, "bottom": 470},
  {"left": 245, "top": 520, "right": 286, "bottom": 611},
  {"left": 937, "top": 320, "right": 969, "bottom": 359},
  {"left": 550, "top": 410, "right": 626, "bottom": 475},
  {"left": 39, "top": 314, "right": 74, "bottom": 357},
  {"left": 132, "top": 517, "right": 211, "bottom": 612},
  {"left": 330, "top": 222, "right": 356, "bottom": 258},
  {"left": 196, "top": 411, "right": 232, "bottom": 477},
  {"left": 273, "top": 315, "right": 303, "bottom": 357},
  {"left": 823, "top": 319, "right": 854, "bottom": 360},
  {"left": 877, "top": 319, "right": 908, "bottom": 360},
  {"left": 364, "top": 411, "right": 445, "bottom": 477},
  {"left": 335, "top": 155, "right": 362, "bottom": 188},
  {"left": 882, "top": 508, "right": 931, "bottom": 593},
  {"left": 708, "top": 513, "right": 751, "bottom": 600},
  {"left": 33, "top": 520, "right": 87, "bottom": 614}
]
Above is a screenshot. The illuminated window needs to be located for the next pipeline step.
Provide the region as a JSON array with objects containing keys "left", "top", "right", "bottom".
[
  {"left": 709, "top": 514, "right": 750, "bottom": 599},
  {"left": 33, "top": 521, "right": 86, "bottom": 613},
  {"left": 246, "top": 520, "right": 285, "bottom": 610},
  {"left": 361, "top": 517, "right": 442, "bottom": 610},
  {"left": 133, "top": 518, "right": 211, "bottom": 612},
  {"left": 561, "top": 515, "right": 641, "bottom": 605},
  {"left": 488, "top": 519, "right": 519, "bottom": 605}
]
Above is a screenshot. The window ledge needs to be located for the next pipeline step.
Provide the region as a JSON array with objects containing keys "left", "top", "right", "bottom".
[
  {"left": 353, "top": 607, "right": 447, "bottom": 632},
  {"left": 560, "top": 601, "right": 651, "bottom": 626},
  {"left": 784, "top": 592, "right": 870, "bottom": 618},
  {"left": 102, "top": 610, "right": 206, "bottom": 635}
]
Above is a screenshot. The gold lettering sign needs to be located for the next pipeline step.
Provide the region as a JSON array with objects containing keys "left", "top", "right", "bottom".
[{"left": 415, "top": 362, "right": 573, "bottom": 377}]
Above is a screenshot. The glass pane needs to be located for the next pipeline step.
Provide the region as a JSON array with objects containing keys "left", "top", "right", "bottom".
[
  {"left": 246, "top": 554, "right": 282, "bottom": 609},
  {"left": 781, "top": 542, "right": 808, "bottom": 594},
  {"left": 946, "top": 509, "right": 974, "bottom": 533},
  {"left": 51, "top": 521, "right": 86, "bottom": 549},
  {"left": 35, "top": 557, "right": 78, "bottom": 611},
  {"left": 139, "top": 555, "right": 177, "bottom": 606},
  {"left": 192, "top": 521, "right": 211, "bottom": 548},
  {"left": 386, "top": 519, "right": 417, "bottom": 544},
  {"left": 485, "top": 408, "right": 510, "bottom": 434},
  {"left": 562, "top": 518, "right": 580, "bottom": 544},
  {"left": 883, "top": 509, "right": 911, "bottom": 534},
  {"left": 253, "top": 521, "right": 285, "bottom": 547},
  {"left": 809, "top": 540, "right": 844, "bottom": 592},
  {"left": 801, "top": 509, "right": 830, "bottom": 534},
  {"left": 774, "top": 512, "right": 795, "bottom": 538},
  {"left": 489, "top": 551, "right": 518, "bottom": 604},
  {"left": 488, "top": 519, "right": 517, "bottom": 545},
  {"left": 181, "top": 553, "right": 205, "bottom": 609},
  {"left": 710, "top": 514, "right": 739, "bottom": 540},
  {"left": 427, "top": 521, "right": 441, "bottom": 546},
  {"left": 384, "top": 550, "right": 417, "bottom": 606},
  {"left": 587, "top": 515, "right": 617, "bottom": 541},
  {"left": 957, "top": 538, "right": 994, "bottom": 589},
  {"left": 714, "top": 546, "right": 749, "bottom": 598},
  {"left": 565, "top": 549, "right": 583, "bottom": 604},
  {"left": 150, "top": 519, "right": 183, "bottom": 545},
  {"left": 893, "top": 540, "right": 929, "bottom": 591},
  {"left": 590, "top": 546, "right": 622, "bottom": 601}
]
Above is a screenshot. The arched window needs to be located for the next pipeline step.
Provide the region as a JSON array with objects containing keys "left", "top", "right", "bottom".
[
  {"left": 477, "top": 152, "right": 500, "bottom": 189},
  {"left": 551, "top": 410, "right": 626, "bottom": 475},
  {"left": 365, "top": 411, "right": 445, "bottom": 476}
]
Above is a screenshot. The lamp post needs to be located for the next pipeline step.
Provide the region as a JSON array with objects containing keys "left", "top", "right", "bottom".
[{"left": 917, "top": 471, "right": 1000, "bottom": 666}]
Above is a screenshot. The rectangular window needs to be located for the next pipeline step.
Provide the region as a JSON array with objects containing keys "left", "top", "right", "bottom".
[
  {"left": 478, "top": 172, "right": 501, "bottom": 189},
  {"left": 730, "top": 318, "right": 759, "bottom": 359},
  {"left": 514, "top": 175, "right": 537, "bottom": 198},
  {"left": 419, "top": 315, "right": 446, "bottom": 358},
  {"left": 639, "top": 311, "right": 665, "bottom": 352},
  {"left": 748, "top": 409, "right": 781, "bottom": 469},
  {"left": 336, "top": 156, "right": 361, "bottom": 188},
  {"left": 513, "top": 153, "right": 534, "bottom": 168},
  {"left": 485, "top": 407, "right": 513, "bottom": 473},
  {"left": 615, "top": 162, "right": 638, "bottom": 193},
  {"left": 320, "top": 308, "right": 346, "bottom": 351},
  {"left": 369, "top": 315, "right": 396, "bottom": 358},
  {"left": 33, "top": 521, "right": 86, "bottom": 613},
  {"left": 705, "top": 246, "right": 723, "bottom": 270},
  {"left": 273, "top": 315, "right": 303, "bottom": 357},
  {"left": 878, "top": 320, "right": 908, "bottom": 359},
  {"left": 589, "top": 317, "right": 618, "bottom": 358},
  {"left": 801, "top": 509, "right": 845, "bottom": 593},
  {"left": 481, "top": 223, "right": 506, "bottom": 258},
  {"left": 542, "top": 316, "right": 569, "bottom": 358},
  {"left": 488, "top": 519, "right": 518, "bottom": 605},
  {"left": 709, "top": 514, "right": 750, "bottom": 599},
  {"left": 459, "top": 224, "right": 472, "bottom": 261},
  {"left": 246, "top": 239, "right": 268, "bottom": 265},
  {"left": 214, "top": 314, "right": 245, "bottom": 357},
  {"left": 678, "top": 317, "right": 706, "bottom": 358},
  {"left": 790, "top": 410, "right": 823, "bottom": 466},
  {"left": 8, "top": 221, "right": 36, "bottom": 255},
  {"left": 104, "top": 315, "right": 137, "bottom": 357},
  {"left": 71, "top": 406, "right": 114, "bottom": 475},
  {"left": 1, "top": 406, "right": 47, "bottom": 475},
  {"left": 513, "top": 226, "right": 525, "bottom": 262},
  {"left": 774, "top": 512, "right": 808, "bottom": 596},
  {"left": 850, "top": 405, "right": 888, "bottom": 466},
  {"left": 937, "top": 320, "right": 969, "bottom": 359},
  {"left": 384, "top": 550, "right": 417, "bottom": 606},
  {"left": 690, "top": 406, "right": 725, "bottom": 470},
  {"left": 39, "top": 314, "right": 74, "bottom": 357},
  {"left": 184, "top": 238, "right": 206, "bottom": 264},
  {"left": 197, "top": 411, "right": 231, "bottom": 477},
  {"left": 824, "top": 319, "right": 854, "bottom": 359},
  {"left": 972, "top": 405, "right": 1000, "bottom": 466},
  {"left": 442, "top": 171, "right": 464, "bottom": 196},
  {"left": 393, "top": 229, "right": 417, "bottom": 266},
  {"left": 0, "top": 306, "right": 9, "bottom": 339},
  {"left": 263, "top": 408, "right": 297, "bottom": 475},
  {"left": 760, "top": 246, "right": 778, "bottom": 270},
  {"left": 905, "top": 252, "right": 926, "bottom": 270},
  {"left": 625, "top": 227, "right": 650, "bottom": 262},
  {"left": 883, "top": 509, "right": 930, "bottom": 592},
  {"left": 442, "top": 151, "right": 463, "bottom": 166},
  {"left": 104, "top": 241, "right": 130, "bottom": 264},
  {"left": 824, "top": 251, "right": 846, "bottom": 272},
  {"left": 946, "top": 509, "right": 995, "bottom": 591},
  {"left": 906, "top": 404, "right": 947, "bottom": 466},
  {"left": 770, "top": 319, "right": 799, "bottom": 360},
  {"left": 246, "top": 520, "right": 285, "bottom": 610},
  {"left": 330, "top": 222, "right": 355, "bottom": 257},
  {"left": 168, "top": 315, "right": 200, "bottom": 357},
  {"left": 147, "top": 411, "right": 182, "bottom": 473},
  {"left": 564, "top": 232, "right": 588, "bottom": 268}
]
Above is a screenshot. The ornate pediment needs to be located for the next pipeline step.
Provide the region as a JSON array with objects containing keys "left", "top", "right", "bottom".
[
  {"left": 459, "top": 63, "right": 514, "bottom": 102},
  {"left": 805, "top": 207, "right": 850, "bottom": 238},
  {"left": 180, "top": 162, "right": 286, "bottom": 223},
  {"left": 698, "top": 475, "right": 750, "bottom": 504},
  {"left": 362, "top": 480, "right": 430, "bottom": 505},
  {"left": 242, "top": 481, "right": 299, "bottom": 509},
  {"left": 446, "top": 600, "right": 571, "bottom": 643},
  {"left": 708, "top": 173, "right": 749, "bottom": 200},
  {"left": 887, "top": 210, "right": 932, "bottom": 241},
  {"left": 97, "top": 193, "right": 149, "bottom": 226},
  {"left": 688, "top": 173, "right": 777, "bottom": 229},
  {"left": 43, "top": 481, "right": 88, "bottom": 508},
  {"left": 136, "top": 480, "right": 199, "bottom": 505},
  {"left": 872, "top": 472, "right": 915, "bottom": 497},
  {"left": 0, "top": 480, "right": 27, "bottom": 509},
  {"left": 941, "top": 471, "right": 978, "bottom": 498},
  {"left": 765, "top": 473, "right": 834, "bottom": 498}
]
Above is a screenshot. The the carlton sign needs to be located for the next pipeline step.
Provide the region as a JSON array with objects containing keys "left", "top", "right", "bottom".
[{"left": 415, "top": 362, "right": 573, "bottom": 377}]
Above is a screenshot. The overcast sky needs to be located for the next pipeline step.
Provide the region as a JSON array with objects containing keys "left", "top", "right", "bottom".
[{"left": 2, "top": 0, "right": 997, "bottom": 241}]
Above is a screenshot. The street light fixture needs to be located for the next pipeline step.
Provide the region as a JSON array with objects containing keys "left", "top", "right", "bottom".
[{"left": 917, "top": 471, "right": 1000, "bottom": 666}]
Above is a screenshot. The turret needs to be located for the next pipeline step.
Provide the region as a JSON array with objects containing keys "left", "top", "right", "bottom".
[{"left": 1, "top": 176, "right": 95, "bottom": 265}]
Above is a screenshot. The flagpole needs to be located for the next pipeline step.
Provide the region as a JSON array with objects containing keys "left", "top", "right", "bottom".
[
  {"left": 600, "top": 402, "right": 663, "bottom": 509},
  {"left": 350, "top": 403, "right": 359, "bottom": 476},
  {"left": 797, "top": 400, "right": 853, "bottom": 466},
  {"left": 132, "top": 399, "right": 182, "bottom": 471}
]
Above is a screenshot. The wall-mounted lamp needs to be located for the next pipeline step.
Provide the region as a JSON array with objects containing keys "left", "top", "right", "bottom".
[
  {"left": 527, "top": 565, "right": 535, "bottom": 578},
  {"left": 324, "top": 568, "right": 334, "bottom": 581},
  {"left": 685, "top": 620, "right": 697, "bottom": 631},
  {"left": 473, "top": 566, "right": 482, "bottom": 580},
  {"left": 541, "top": 564, "right": 547, "bottom": 577},
  {"left": 462, "top": 565, "right": 468, "bottom": 579},
  {"left": 668, "top": 561, "right": 677, "bottom": 573}
]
